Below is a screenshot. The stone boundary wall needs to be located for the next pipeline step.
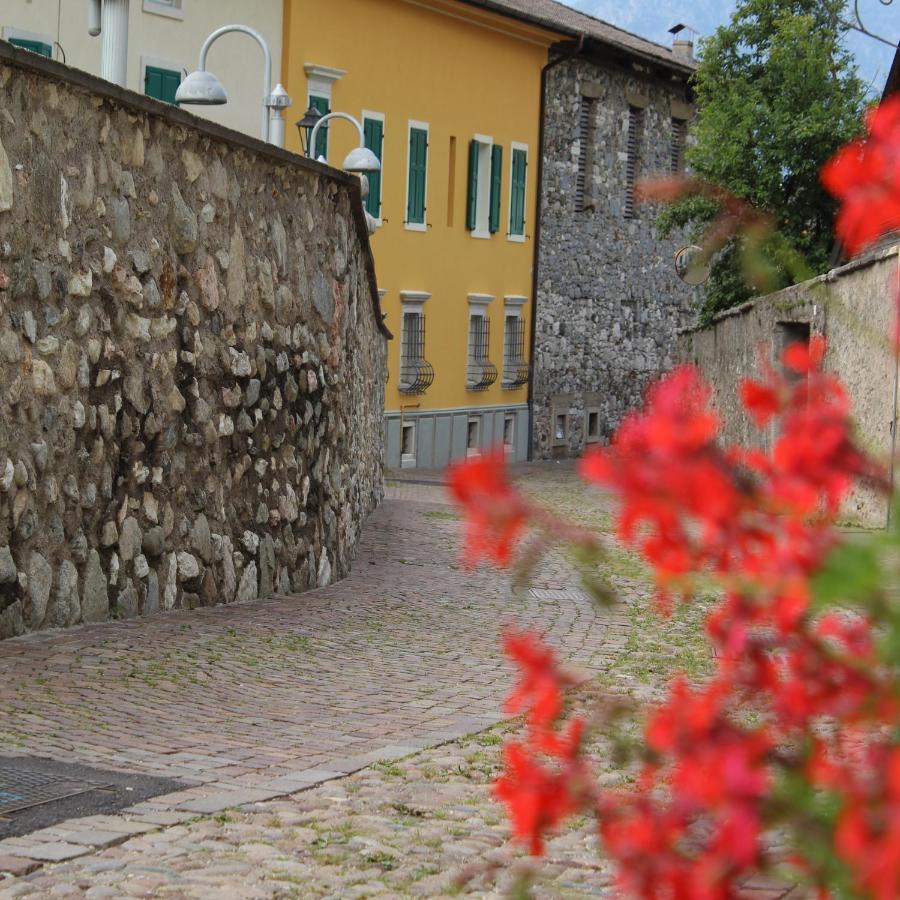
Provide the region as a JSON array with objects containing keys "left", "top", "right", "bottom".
[
  {"left": 677, "top": 244, "right": 900, "bottom": 528},
  {"left": 0, "top": 44, "right": 387, "bottom": 638}
]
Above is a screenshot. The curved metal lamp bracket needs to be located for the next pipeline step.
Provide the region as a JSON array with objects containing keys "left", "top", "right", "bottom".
[{"left": 308, "top": 111, "right": 366, "bottom": 159}]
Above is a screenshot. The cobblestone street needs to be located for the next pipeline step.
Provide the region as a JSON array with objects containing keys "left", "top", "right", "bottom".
[{"left": 0, "top": 464, "right": 804, "bottom": 898}]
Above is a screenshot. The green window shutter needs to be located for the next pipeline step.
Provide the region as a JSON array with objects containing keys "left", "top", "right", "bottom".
[
  {"left": 510, "top": 148, "right": 527, "bottom": 235},
  {"left": 8, "top": 37, "right": 52, "bottom": 57},
  {"left": 363, "top": 117, "right": 383, "bottom": 219},
  {"left": 489, "top": 144, "right": 503, "bottom": 234},
  {"left": 144, "top": 66, "right": 181, "bottom": 104},
  {"left": 309, "top": 95, "right": 330, "bottom": 160},
  {"left": 465, "top": 139, "right": 479, "bottom": 231},
  {"left": 407, "top": 127, "right": 427, "bottom": 225}
]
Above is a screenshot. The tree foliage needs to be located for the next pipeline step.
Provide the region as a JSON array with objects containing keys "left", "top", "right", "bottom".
[{"left": 659, "top": 0, "right": 867, "bottom": 323}]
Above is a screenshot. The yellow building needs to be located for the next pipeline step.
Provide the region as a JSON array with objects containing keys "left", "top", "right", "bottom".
[{"left": 282, "top": 0, "right": 560, "bottom": 468}]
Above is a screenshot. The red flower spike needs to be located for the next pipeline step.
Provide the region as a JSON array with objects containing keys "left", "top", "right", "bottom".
[
  {"left": 783, "top": 335, "right": 826, "bottom": 374},
  {"left": 502, "top": 629, "right": 573, "bottom": 733},
  {"left": 447, "top": 447, "right": 529, "bottom": 567},
  {"left": 822, "top": 95, "right": 900, "bottom": 256},
  {"left": 740, "top": 379, "right": 781, "bottom": 427}
]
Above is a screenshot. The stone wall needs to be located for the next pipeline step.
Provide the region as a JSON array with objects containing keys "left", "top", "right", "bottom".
[
  {"left": 678, "top": 244, "right": 900, "bottom": 528},
  {"left": 533, "top": 53, "right": 695, "bottom": 458},
  {"left": 0, "top": 45, "right": 387, "bottom": 639}
]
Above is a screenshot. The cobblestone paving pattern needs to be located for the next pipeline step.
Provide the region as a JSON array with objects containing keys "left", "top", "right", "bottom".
[{"left": 0, "top": 463, "right": 805, "bottom": 897}]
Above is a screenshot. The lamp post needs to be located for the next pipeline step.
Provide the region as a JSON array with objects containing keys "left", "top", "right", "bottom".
[
  {"left": 307, "top": 112, "right": 382, "bottom": 234},
  {"left": 174, "top": 24, "right": 292, "bottom": 147}
]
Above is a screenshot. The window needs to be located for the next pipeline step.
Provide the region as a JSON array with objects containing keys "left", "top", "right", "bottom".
[
  {"left": 575, "top": 97, "right": 596, "bottom": 211},
  {"left": 309, "top": 94, "right": 330, "bottom": 161},
  {"left": 467, "top": 296, "right": 497, "bottom": 391},
  {"left": 508, "top": 144, "right": 527, "bottom": 239},
  {"left": 671, "top": 118, "right": 687, "bottom": 174},
  {"left": 362, "top": 113, "right": 384, "bottom": 220},
  {"left": 624, "top": 106, "right": 644, "bottom": 218},
  {"left": 406, "top": 122, "right": 428, "bottom": 229},
  {"left": 502, "top": 301, "right": 529, "bottom": 388},
  {"left": 585, "top": 409, "right": 600, "bottom": 444},
  {"left": 143, "top": 0, "right": 184, "bottom": 19},
  {"left": 503, "top": 415, "right": 515, "bottom": 453},
  {"left": 398, "top": 292, "right": 434, "bottom": 395},
  {"left": 3, "top": 28, "right": 53, "bottom": 57},
  {"left": 144, "top": 64, "right": 181, "bottom": 104},
  {"left": 777, "top": 321, "right": 811, "bottom": 384},
  {"left": 467, "top": 417, "right": 481, "bottom": 456},
  {"left": 554, "top": 413, "right": 569, "bottom": 445},
  {"left": 466, "top": 136, "right": 498, "bottom": 237},
  {"left": 401, "top": 422, "right": 416, "bottom": 468}
]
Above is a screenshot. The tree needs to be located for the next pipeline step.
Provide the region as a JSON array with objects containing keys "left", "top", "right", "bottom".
[{"left": 659, "top": 0, "right": 867, "bottom": 323}]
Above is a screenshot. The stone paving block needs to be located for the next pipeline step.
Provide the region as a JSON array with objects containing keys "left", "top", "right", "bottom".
[
  {"left": 3, "top": 841, "right": 91, "bottom": 862},
  {"left": 176, "top": 789, "right": 283, "bottom": 814},
  {"left": 0, "top": 855, "right": 39, "bottom": 876}
]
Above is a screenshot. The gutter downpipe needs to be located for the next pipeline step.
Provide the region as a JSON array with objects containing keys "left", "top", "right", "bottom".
[{"left": 527, "top": 35, "right": 584, "bottom": 461}]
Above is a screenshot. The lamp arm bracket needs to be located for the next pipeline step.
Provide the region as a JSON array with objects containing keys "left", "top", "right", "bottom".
[{"left": 308, "top": 112, "right": 365, "bottom": 159}]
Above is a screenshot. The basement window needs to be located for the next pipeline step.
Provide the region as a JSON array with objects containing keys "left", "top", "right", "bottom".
[
  {"left": 503, "top": 414, "right": 515, "bottom": 453},
  {"left": 467, "top": 417, "right": 481, "bottom": 456},
  {"left": 586, "top": 409, "right": 600, "bottom": 444},
  {"left": 777, "top": 321, "right": 811, "bottom": 382},
  {"left": 554, "top": 412, "right": 569, "bottom": 446},
  {"left": 401, "top": 422, "right": 416, "bottom": 468}
]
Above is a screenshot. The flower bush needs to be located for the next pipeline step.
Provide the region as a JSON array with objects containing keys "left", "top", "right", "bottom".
[{"left": 449, "top": 97, "right": 900, "bottom": 897}]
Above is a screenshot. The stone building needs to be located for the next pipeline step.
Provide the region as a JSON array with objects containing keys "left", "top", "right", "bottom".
[
  {"left": 530, "top": 11, "right": 697, "bottom": 457},
  {"left": 0, "top": 43, "right": 387, "bottom": 639}
]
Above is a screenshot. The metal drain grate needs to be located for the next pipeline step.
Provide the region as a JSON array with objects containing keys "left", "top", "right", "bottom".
[{"left": 0, "top": 765, "right": 109, "bottom": 816}]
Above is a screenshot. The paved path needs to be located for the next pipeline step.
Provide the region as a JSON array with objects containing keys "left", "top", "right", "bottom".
[{"left": 0, "top": 466, "right": 620, "bottom": 886}]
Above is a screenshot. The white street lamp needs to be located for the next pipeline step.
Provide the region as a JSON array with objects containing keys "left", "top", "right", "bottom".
[
  {"left": 308, "top": 112, "right": 382, "bottom": 234},
  {"left": 175, "top": 24, "right": 292, "bottom": 147}
]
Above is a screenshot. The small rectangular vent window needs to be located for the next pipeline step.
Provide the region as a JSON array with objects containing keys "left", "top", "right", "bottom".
[
  {"left": 624, "top": 106, "right": 644, "bottom": 219},
  {"left": 575, "top": 96, "right": 596, "bottom": 211}
]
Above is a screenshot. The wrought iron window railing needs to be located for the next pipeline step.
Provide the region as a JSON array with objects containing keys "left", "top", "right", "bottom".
[
  {"left": 399, "top": 311, "right": 434, "bottom": 395},
  {"left": 466, "top": 314, "right": 497, "bottom": 391},
  {"left": 503, "top": 316, "right": 529, "bottom": 388}
]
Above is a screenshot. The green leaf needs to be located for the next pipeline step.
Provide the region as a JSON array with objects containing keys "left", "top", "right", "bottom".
[{"left": 810, "top": 538, "right": 882, "bottom": 610}]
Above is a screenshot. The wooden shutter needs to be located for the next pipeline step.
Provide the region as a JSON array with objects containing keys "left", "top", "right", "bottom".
[
  {"left": 624, "top": 106, "right": 643, "bottom": 218},
  {"left": 510, "top": 148, "right": 527, "bottom": 235},
  {"left": 363, "top": 117, "right": 384, "bottom": 218},
  {"left": 407, "top": 127, "right": 427, "bottom": 224},
  {"left": 489, "top": 144, "right": 502, "bottom": 234},
  {"left": 8, "top": 37, "right": 52, "bottom": 57},
  {"left": 465, "top": 139, "right": 479, "bottom": 231},
  {"left": 145, "top": 66, "right": 181, "bottom": 104},
  {"left": 575, "top": 96, "right": 595, "bottom": 211},
  {"left": 309, "top": 95, "right": 330, "bottom": 160},
  {"left": 670, "top": 118, "right": 687, "bottom": 174}
]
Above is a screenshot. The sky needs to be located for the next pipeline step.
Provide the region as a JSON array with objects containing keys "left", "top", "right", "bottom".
[{"left": 559, "top": 0, "right": 898, "bottom": 94}]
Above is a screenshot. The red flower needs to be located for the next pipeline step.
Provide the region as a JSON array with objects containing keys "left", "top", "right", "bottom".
[
  {"left": 502, "top": 629, "right": 573, "bottom": 733},
  {"left": 740, "top": 379, "right": 781, "bottom": 427},
  {"left": 447, "top": 448, "right": 529, "bottom": 566},
  {"left": 822, "top": 95, "right": 900, "bottom": 256}
]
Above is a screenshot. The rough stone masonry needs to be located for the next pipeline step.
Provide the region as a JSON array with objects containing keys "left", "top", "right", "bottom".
[{"left": 0, "top": 45, "right": 387, "bottom": 639}]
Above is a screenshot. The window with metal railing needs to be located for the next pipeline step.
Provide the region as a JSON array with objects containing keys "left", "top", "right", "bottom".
[
  {"left": 671, "top": 117, "right": 687, "bottom": 174},
  {"left": 399, "top": 311, "right": 434, "bottom": 395},
  {"left": 502, "top": 315, "right": 529, "bottom": 388},
  {"left": 466, "top": 313, "right": 497, "bottom": 391}
]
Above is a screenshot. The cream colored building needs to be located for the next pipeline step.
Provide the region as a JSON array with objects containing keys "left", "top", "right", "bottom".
[{"left": 0, "top": 0, "right": 283, "bottom": 138}]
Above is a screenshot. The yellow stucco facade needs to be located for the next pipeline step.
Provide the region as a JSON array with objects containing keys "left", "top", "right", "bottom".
[{"left": 282, "top": 0, "right": 558, "bottom": 467}]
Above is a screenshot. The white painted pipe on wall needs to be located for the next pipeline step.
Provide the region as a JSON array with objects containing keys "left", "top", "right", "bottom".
[{"left": 99, "top": 0, "right": 128, "bottom": 88}]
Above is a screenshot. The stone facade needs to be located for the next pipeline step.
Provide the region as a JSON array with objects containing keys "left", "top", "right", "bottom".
[
  {"left": 678, "top": 244, "right": 900, "bottom": 528},
  {"left": 0, "top": 45, "right": 387, "bottom": 639},
  {"left": 532, "top": 52, "right": 695, "bottom": 458}
]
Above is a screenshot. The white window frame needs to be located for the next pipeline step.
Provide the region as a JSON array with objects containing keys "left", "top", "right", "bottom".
[
  {"left": 398, "top": 290, "right": 430, "bottom": 388},
  {"left": 503, "top": 414, "right": 515, "bottom": 454},
  {"left": 471, "top": 133, "right": 493, "bottom": 240},
  {"left": 2, "top": 26, "right": 54, "bottom": 51},
  {"left": 400, "top": 421, "right": 417, "bottom": 468},
  {"left": 503, "top": 295, "right": 527, "bottom": 386},
  {"left": 467, "top": 416, "right": 481, "bottom": 457},
  {"left": 405, "top": 119, "right": 429, "bottom": 233},
  {"left": 139, "top": 55, "right": 184, "bottom": 97},
  {"left": 361, "top": 109, "right": 385, "bottom": 226},
  {"left": 507, "top": 141, "right": 528, "bottom": 243},
  {"left": 304, "top": 64, "right": 346, "bottom": 164},
  {"left": 143, "top": 0, "right": 184, "bottom": 21}
]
